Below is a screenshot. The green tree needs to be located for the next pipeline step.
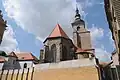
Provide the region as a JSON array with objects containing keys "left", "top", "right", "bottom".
[{"left": 0, "top": 51, "right": 8, "bottom": 57}]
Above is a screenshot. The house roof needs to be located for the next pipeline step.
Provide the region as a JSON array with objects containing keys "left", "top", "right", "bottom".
[
  {"left": 15, "top": 52, "right": 36, "bottom": 61},
  {"left": 76, "top": 47, "right": 85, "bottom": 53},
  {"left": 0, "top": 52, "right": 38, "bottom": 63},
  {"left": 48, "top": 24, "right": 69, "bottom": 39},
  {"left": 75, "top": 46, "right": 95, "bottom": 54},
  {"left": 8, "top": 52, "right": 18, "bottom": 58}
]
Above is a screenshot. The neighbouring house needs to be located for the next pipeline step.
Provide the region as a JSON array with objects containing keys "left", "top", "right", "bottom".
[
  {"left": 0, "top": 52, "right": 38, "bottom": 70},
  {"left": 104, "top": 0, "right": 120, "bottom": 80},
  {"left": 111, "top": 50, "right": 119, "bottom": 65},
  {"left": 96, "top": 50, "right": 120, "bottom": 80},
  {"left": 104, "top": 0, "right": 120, "bottom": 65}
]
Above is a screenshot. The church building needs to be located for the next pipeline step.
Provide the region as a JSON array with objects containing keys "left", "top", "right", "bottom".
[{"left": 40, "top": 7, "right": 95, "bottom": 63}]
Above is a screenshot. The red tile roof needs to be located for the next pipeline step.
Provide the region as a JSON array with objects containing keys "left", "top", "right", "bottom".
[
  {"left": 48, "top": 24, "right": 69, "bottom": 39},
  {"left": 75, "top": 46, "right": 95, "bottom": 54},
  {"left": 8, "top": 52, "right": 18, "bottom": 58},
  {"left": 0, "top": 52, "right": 38, "bottom": 63},
  {"left": 76, "top": 47, "right": 85, "bottom": 53},
  {"left": 15, "top": 52, "right": 35, "bottom": 61}
]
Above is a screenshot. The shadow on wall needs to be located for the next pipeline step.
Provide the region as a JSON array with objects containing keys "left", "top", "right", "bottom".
[
  {"left": 2, "top": 61, "right": 21, "bottom": 70},
  {"left": 0, "top": 67, "right": 34, "bottom": 80}
]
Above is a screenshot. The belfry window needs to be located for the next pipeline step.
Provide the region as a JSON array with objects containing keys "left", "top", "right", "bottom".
[{"left": 77, "top": 26, "right": 80, "bottom": 31}]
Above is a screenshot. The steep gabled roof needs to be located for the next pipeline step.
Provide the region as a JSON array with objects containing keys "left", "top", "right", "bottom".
[
  {"left": 0, "top": 52, "right": 38, "bottom": 63},
  {"left": 48, "top": 24, "right": 69, "bottom": 39},
  {"left": 8, "top": 52, "right": 38, "bottom": 61},
  {"left": 8, "top": 52, "right": 18, "bottom": 58}
]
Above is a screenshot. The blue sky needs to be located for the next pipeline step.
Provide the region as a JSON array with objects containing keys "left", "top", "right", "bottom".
[{"left": 0, "top": 0, "right": 115, "bottom": 61}]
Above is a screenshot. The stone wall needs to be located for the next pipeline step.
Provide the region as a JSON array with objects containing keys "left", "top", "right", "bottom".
[
  {"left": 0, "top": 66, "right": 98, "bottom": 80},
  {"left": 0, "top": 59, "right": 98, "bottom": 80},
  {"left": 35, "top": 59, "right": 96, "bottom": 70},
  {"left": 34, "top": 66, "right": 98, "bottom": 80},
  {"left": 34, "top": 59, "right": 98, "bottom": 80}
]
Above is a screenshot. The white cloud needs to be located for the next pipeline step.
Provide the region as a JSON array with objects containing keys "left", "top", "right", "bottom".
[
  {"left": 95, "top": 48, "right": 111, "bottom": 62},
  {"left": 89, "top": 24, "right": 104, "bottom": 47},
  {"left": 78, "top": 0, "right": 95, "bottom": 8},
  {"left": 2, "top": 0, "right": 88, "bottom": 42},
  {"left": 89, "top": 24, "right": 112, "bottom": 62},
  {"left": 0, "top": 25, "right": 19, "bottom": 53},
  {"left": 107, "top": 31, "right": 115, "bottom": 48}
]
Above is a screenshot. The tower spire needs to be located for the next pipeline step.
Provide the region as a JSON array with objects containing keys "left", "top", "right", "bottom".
[{"left": 75, "top": 5, "right": 81, "bottom": 20}]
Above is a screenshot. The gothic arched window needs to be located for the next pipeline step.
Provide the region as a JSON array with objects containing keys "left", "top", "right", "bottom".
[
  {"left": 61, "top": 45, "right": 67, "bottom": 61},
  {"left": 51, "top": 44, "right": 56, "bottom": 62}
]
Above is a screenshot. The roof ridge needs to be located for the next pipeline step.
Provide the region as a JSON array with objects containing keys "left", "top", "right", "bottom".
[
  {"left": 16, "top": 52, "right": 32, "bottom": 54},
  {"left": 59, "top": 24, "right": 69, "bottom": 38},
  {"left": 48, "top": 24, "right": 69, "bottom": 39}
]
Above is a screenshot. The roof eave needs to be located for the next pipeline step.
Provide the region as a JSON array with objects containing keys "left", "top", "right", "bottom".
[{"left": 43, "top": 36, "right": 70, "bottom": 43}]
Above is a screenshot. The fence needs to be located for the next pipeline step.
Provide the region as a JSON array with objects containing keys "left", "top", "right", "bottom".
[{"left": 0, "top": 67, "right": 34, "bottom": 80}]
